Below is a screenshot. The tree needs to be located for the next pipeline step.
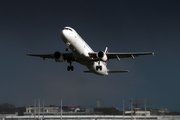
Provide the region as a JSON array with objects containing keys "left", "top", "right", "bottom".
[{"left": 0, "top": 103, "right": 16, "bottom": 114}]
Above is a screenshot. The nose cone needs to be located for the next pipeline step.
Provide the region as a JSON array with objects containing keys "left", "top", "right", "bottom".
[{"left": 61, "top": 29, "right": 66, "bottom": 37}]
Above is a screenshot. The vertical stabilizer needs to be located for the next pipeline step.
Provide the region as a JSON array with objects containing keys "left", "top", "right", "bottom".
[{"left": 104, "top": 47, "right": 108, "bottom": 66}]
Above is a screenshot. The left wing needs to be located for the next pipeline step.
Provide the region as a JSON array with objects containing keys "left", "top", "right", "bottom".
[
  {"left": 106, "top": 52, "right": 154, "bottom": 60},
  {"left": 89, "top": 52, "right": 154, "bottom": 61}
]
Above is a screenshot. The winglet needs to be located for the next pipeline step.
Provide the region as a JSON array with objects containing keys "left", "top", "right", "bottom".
[
  {"left": 152, "top": 52, "right": 155, "bottom": 56},
  {"left": 116, "top": 55, "right": 120, "bottom": 61}
]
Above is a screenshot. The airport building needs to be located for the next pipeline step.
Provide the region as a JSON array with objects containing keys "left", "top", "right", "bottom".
[
  {"left": 0, "top": 105, "right": 178, "bottom": 120},
  {"left": 17, "top": 106, "right": 96, "bottom": 116},
  {"left": 16, "top": 105, "right": 170, "bottom": 116}
]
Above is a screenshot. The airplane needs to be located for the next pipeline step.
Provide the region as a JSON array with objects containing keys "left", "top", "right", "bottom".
[{"left": 27, "top": 27, "right": 154, "bottom": 76}]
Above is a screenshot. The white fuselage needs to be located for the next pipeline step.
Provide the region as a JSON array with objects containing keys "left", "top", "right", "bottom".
[{"left": 60, "top": 27, "right": 108, "bottom": 76}]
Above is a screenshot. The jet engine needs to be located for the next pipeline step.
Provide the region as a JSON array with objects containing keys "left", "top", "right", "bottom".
[
  {"left": 97, "top": 51, "right": 107, "bottom": 62},
  {"left": 54, "top": 51, "right": 64, "bottom": 62}
]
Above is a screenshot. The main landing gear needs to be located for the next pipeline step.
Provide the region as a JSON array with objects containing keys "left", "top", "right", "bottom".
[
  {"left": 96, "top": 66, "right": 102, "bottom": 71},
  {"left": 67, "top": 66, "right": 74, "bottom": 71},
  {"left": 67, "top": 60, "right": 74, "bottom": 71},
  {"left": 96, "top": 61, "right": 102, "bottom": 71}
]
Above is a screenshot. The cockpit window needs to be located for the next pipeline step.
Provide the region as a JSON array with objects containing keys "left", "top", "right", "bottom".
[{"left": 64, "top": 28, "right": 73, "bottom": 31}]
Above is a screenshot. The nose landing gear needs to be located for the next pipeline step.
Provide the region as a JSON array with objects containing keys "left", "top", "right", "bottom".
[
  {"left": 66, "top": 42, "right": 71, "bottom": 51},
  {"left": 66, "top": 48, "right": 70, "bottom": 51}
]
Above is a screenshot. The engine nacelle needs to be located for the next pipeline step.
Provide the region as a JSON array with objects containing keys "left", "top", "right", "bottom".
[
  {"left": 54, "top": 51, "right": 64, "bottom": 62},
  {"left": 97, "top": 51, "right": 107, "bottom": 62}
]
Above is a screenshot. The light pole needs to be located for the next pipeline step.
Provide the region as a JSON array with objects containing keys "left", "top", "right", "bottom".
[
  {"left": 131, "top": 98, "right": 133, "bottom": 120},
  {"left": 34, "top": 99, "right": 36, "bottom": 120},
  {"left": 61, "top": 99, "right": 62, "bottom": 120},
  {"left": 123, "top": 99, "right": 124, "bottom": 120}
]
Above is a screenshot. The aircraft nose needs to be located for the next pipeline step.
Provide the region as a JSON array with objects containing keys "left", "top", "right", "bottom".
[
  {"left": 61, "top": 29, "right": 66, "bottom": 37},
  {"left": 61, "top": 29, "right": 67, "bottom": 40},
  {"left": 61, "top": 28, "right": 69, "bottom": 36},
  {"left": 61, "top": 28, "right": 70, "bottom": 42}
]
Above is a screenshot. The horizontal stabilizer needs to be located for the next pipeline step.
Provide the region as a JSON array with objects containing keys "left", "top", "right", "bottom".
[
  {"left": 84, "top": 70, "right": 129, "bottom": 74},
  {"left": 108, "top": 70, "right": 129, "bottom": 73},
  {"left": 84, "top": 71, "right": 92, "bottom": 73}
]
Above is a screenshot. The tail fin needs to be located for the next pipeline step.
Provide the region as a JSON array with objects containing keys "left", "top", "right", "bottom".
[
  {"left": 105, "top": 47, "right": 108, "bottom": 53},
  {"left": 104, "top": 47, "right": 108, "bottom": 66}
]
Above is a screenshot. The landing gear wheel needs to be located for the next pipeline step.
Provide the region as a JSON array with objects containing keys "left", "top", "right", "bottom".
[
  {"left": 96, "top": 66, "right": 99, "bottom": 71},
  {"left": 67, "top": 66, "right": 70, "bottom": 71},
  {"left": 100, "top": 66, "right": 102, "bottom": 70},
  {"left": 71, "top": 66, "right": 74, "bottom": 71},
  {"left": 67, "top": 58, "right": 74, "bottom": 71}
]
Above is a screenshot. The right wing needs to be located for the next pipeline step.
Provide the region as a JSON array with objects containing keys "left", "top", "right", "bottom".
[{"left": 27, "top": 53, "right": 54, "bottom": 60}]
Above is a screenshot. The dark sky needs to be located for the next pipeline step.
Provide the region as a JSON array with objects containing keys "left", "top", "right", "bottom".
[{"left": 1, "top": 0, "right": 180, "bottom": 111}]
